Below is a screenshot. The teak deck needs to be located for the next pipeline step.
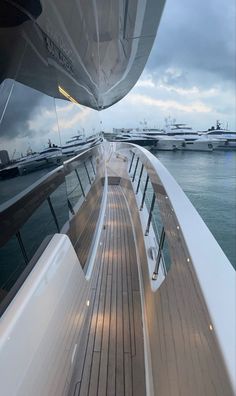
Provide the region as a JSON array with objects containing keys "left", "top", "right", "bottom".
[
  {"left": 72, "top": 186, "right": 146, "bottom": 396},
  {"left": 69, "top": 150, "right": 234, "bottom": 396}
]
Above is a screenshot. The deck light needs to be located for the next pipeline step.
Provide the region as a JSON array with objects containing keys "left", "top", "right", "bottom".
[
  {"left": 58, "top": 85, "right": 79, "bottom": 105},
  {"left": 209, "top": 324, "right": 213, "bottom": 331},
  {"left": 177, "top": 225, "right": 180, "bottom": 230},
  {"left": 86, "top": 300, "right": 90, "bottom": 307}
]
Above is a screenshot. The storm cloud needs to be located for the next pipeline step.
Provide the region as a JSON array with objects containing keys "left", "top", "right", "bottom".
[
  {"left": 101, "top": 0, "right": 235, "bottom": 131},
  {"left": 0, "top": 81, "right": 51, "bottom": 140},
  {"left": 147, "top": 0, "right": 235, "bottom": 87}
]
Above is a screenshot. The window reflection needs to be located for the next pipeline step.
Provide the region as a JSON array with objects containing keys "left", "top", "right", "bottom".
[
  {"left": 54, "top": 98, "right": 101, "bottom": 144},
  {"left": 0, "top": 19, "right": 101, "bottom": 309},
  {"left": 0, "top": 80, "right": 102, "bottom": 309}
]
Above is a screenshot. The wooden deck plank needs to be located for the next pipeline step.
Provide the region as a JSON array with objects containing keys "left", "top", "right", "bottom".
[
  {"left": 73, "top": 185, "right": 146, "bottom": 396},
  {"left": 97, "top": 274, "right": 112, "bottom": 396},
  {"left": 75, "top": 194, "right": 103, "bottom": 268},
  {"left": 124, "top": 353, "right": 132, "bottom": 396},
  {"left": 132, "top": 291, "right": 146, "bottom": 396},
  {"left": 88, "top": 352, "right": 100, "bottom": 396},
  {"left": 107, "top": 190, "right": 118, "bottom": 396}
]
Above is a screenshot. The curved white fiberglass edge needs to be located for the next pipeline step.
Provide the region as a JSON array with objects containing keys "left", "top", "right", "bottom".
[
  {"left": 0, "top": 234, "right": 90, "bottom": 396},
  {"left": 134, "top": 145, "right": 236, "bottom": 392}
]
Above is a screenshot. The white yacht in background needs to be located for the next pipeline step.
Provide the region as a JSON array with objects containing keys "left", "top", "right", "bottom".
[
  {"left": 111, "top": 128, "right": 184, "bottom": 151},
  {"left": 112, "top": 129, "right": 157, "bottom": 149},
  {"left": 17, "top": 147, "right": 63, "bottom": 175},
  {"left": 62, "top": 134, "right": 103, "bottom": 156},
  {"left": 141, "top": 128, "right": 185, "bottom": 150},
  {"left": 0, "top": 146, "right": 63, "bottom": 178},
  {"left": 199, "top": 121, "right": 236, "bottom": 150},
  {"left": 165, "top": 123, "right": 223, "bottom": 151}
]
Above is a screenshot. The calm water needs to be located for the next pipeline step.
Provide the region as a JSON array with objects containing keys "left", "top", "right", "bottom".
[{"left": 154, "top": 150, "right": 236, "bottom": 269}]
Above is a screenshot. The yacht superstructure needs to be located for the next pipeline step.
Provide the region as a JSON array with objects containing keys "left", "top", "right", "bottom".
[
  {"left": 62, "top": 134, "right": 103, "bottom": 156},
  {"left": 112, "top": 130, "right": 157, "bottom": 149}
]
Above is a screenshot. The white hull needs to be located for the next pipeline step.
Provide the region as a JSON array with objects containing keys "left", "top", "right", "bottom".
[
  {"left": 178, "top": 140, "right": 219, "bottom": 152},
  {"left": 155, "top": 138, "right": 184, "bottom": 151},
  {"left": 62, "top": 137, "right": 102, "bottom": 156},
  {"left": 18, "top": 155, "right": 62, "bottom": 175},
  {"left": 215, "top": 142, "right": 236, "bottom": 150}
]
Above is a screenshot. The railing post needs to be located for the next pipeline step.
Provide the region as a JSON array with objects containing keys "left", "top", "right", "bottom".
[
  {"left": 132, "top": 157, "right": 139, "bottom": 182},
  {"left": 75, "top": 168, "right": 85, "bottom": 197},
  {"left": 140, "top": 175, "right": 149, "bottom": 210},
  {"left": 67, "top": 199, "right": 75, "bottom": 215},
  {"left": 136, "top": 164, "right": 144, "bottom": 194},
  {"left": 152, "top": 227, "right": 166, "bottom": 280},
  {"left": 47, "top": 196, "right": 60, "bottom": 232},
  {"left": 84, "top": 161, "right": 91, "bottom": 184},
  {"left": 15, "top": 231, "right": 29, "bottom": 264},
  {"left": 90, "top": 157, "right": 96, "bottom": 175},
  {"left": 128, "top": 152, "right": 135, "bottom": 173},
  {"left": 145, "top": 192, "right": 156, "bottom": 236}
]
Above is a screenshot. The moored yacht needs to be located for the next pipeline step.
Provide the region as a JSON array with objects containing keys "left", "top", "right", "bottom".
[
  {"left": 141, "top": 128, "right": 185, "bottom": 150},
  {"left": 17, "top": 147, "right": 63, "bottom": 175},
  {"left": 62, "top": 134, "right": 103, "bottom": 156},
  {"left": 165, "top": 123, "right": 223, "bottom": 151},
  {"left": 199, "top": 121, "right": 236, "bottom": 150},
  {"left": 112, "top": 130, "right": 157, "bottom": 149},
  {"left": 0, "top": 146, "right": 63, "bottom": 178}
]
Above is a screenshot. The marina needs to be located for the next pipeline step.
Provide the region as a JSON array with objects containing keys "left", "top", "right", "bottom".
[
  {"left": 107, "top": 122, "right": 235, "bottom": 152},
  {"left": 0, "top": 135, "right": 103, "bottom": 179}
]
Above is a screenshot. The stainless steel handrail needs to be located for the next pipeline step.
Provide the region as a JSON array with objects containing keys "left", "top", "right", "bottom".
[{"left": 0, "top": 144, "right": 103, "bottom": 248}]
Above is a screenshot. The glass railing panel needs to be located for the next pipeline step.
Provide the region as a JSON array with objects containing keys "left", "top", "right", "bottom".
[
  {"left": 86, "top": 158, "right": 96, "bottom": 182},
  {"left": 152, "top": 202, "right": 164, "bottom": 239},
  {"left": 162, "top": 238, "right": 171, "bottom": 274},
  {"left": 0, "top": 236, "right": 26, "bottom": 303},
  {"left": 128, "top": 149, "right": 173, "bottom": 277},
  {"left": 49, "top": 182, "right": 69, "bottom": 229},
  {"left": 65, "top": 170, "right": 83, "bottom": 209},
  {"left": 19, "top": 200, "right": 60, "bottom": 260},
  {"left": 144, "top": 179, "right": 154, "bottom": 212},
  {"left": 136, "top": 166, "right": 147, "bottom": 194}
]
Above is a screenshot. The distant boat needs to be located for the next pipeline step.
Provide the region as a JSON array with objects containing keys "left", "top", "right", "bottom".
[
  {"left": 164, "top": 123, "right": 224, "bottom": 151},
  {"left": 0, "top": 147, "right": 63, "bottom": 179},
  {"left": 199, "top": 121, "right": 236, "bottom": 150},
  {"left": 17, "top": 147, "right": 63, "bottom": 175},
  {"left": 61, "top": 134, "right": 103, "bottom": 156},
  {"left": 112, "top": 130, "right": 157, "bottom": 149},
  {"left": 140, "top": 129, "right": 185, "bottom": 151}
]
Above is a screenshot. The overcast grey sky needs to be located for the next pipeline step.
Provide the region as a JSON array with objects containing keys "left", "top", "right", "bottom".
[
  {"left": 0, "top": 0, "right": 235, "bottom": 156},
  {"left": 101, "top": 0, "right": 236, "bottom": 131}
]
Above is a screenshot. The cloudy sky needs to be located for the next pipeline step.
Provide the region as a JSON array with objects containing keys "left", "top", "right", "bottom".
[
  {"left": 0, "top": 0, "right": 235, "bottom": 157},
  {"left": 101, "top": 0, "right": 236, "bottom": 131}
]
